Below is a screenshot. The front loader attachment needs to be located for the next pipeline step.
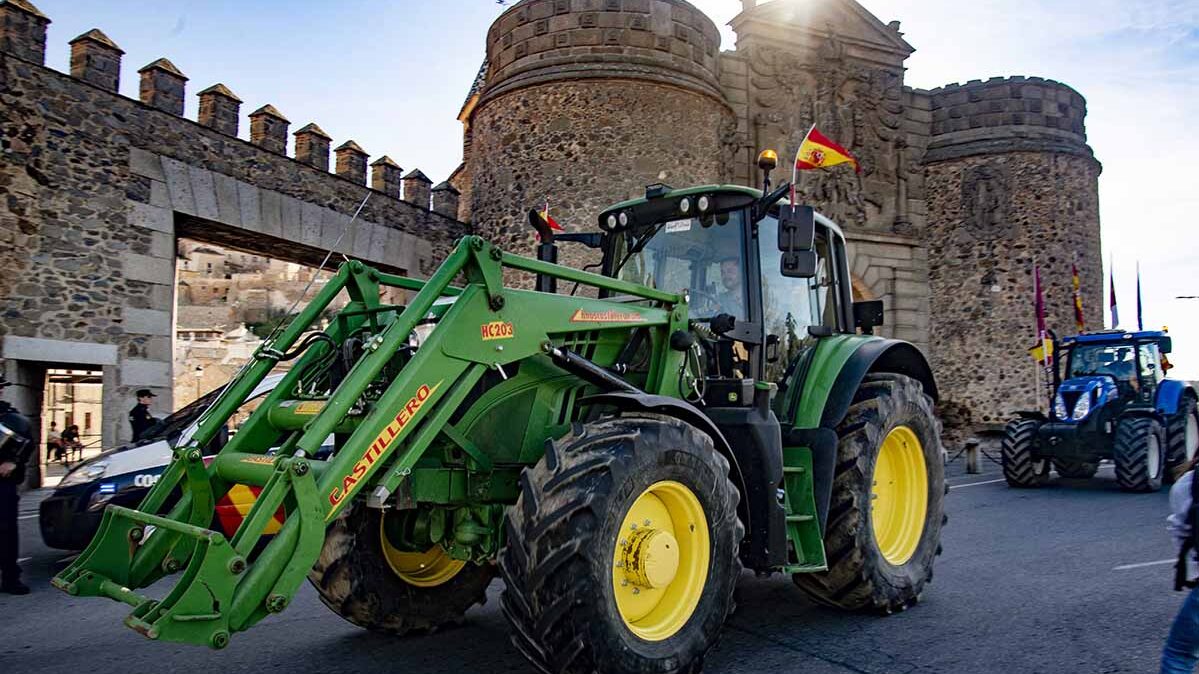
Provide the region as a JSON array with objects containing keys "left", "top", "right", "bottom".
[
  {"left": 52, "top": 235, "right": 686, "bottom": 648},
  {"left": 53, "top": 449, "right": 325, "bottom": 648}
]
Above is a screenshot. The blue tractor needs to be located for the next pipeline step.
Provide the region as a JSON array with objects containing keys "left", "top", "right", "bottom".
[{"left": 1003, "top": 330, "right": 1198, "bottom": 492}]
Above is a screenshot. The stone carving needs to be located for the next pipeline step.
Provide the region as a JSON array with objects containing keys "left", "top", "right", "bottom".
[
  {"left": 747, "top": 27, "right": 904, "bottom": 225},
  {"left": 959, "top": 164, "right": 1011, "bottom": 242}
]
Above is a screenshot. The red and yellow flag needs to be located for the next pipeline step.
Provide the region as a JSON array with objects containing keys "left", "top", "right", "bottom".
[
  {"left": 537, "top": 200, "right": 563, "bottom": 232},
  {"left": 794, "top": 126, "right": 860, "bottom": 173}
]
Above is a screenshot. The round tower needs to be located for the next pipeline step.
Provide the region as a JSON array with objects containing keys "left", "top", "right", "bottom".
[
  {"left": 466, "top": 0, "right": 732, "bottom": 258},
  {"left": 922, "top": 76, "right": 1103, "bottom": 428}
]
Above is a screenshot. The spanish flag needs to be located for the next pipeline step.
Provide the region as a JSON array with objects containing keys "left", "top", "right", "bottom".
[
  {"left": 536, "top": 200, "right": 563, "bottom": 232},
  {"left": 794, "top": 125, "right": 860, "bottom": 174}
]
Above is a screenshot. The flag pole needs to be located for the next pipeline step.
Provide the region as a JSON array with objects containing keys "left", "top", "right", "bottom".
[
  {"left": 790, "top": 123, "right": 815, "bottom": 205},
  {"left": 1032, "top": 257, "right": 1042, "bottom": 414}
]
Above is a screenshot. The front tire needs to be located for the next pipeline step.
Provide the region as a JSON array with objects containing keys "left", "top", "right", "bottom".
[
  {"left": 1002, "top": 419, "right": 1050, "bottom": 488},
  {"left": 1114, "top": 416, "right": 1165, "bottom": 492},
  {"left": 1167, "top": 396, "right": 1199, "bottom": 479},
  {"left": 307, "top": 502, "right": 495, "bottom": 634},
  {"left": 792, "top": 373, "right": 945, "bottom": 613},
  {"left": 500, "top": 416, "right": 742, "bottom": 674}
]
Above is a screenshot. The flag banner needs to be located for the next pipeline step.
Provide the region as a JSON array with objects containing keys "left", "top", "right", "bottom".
[
  {"left": 1034, "top": 264, "right": 1055, "bottom": 404},
  {"left": 1109, "top": 261, "right": 1119, "bottom": 329},
  {"left": 538, "top": 200, "right": 563, "bottom": 232},
  {"left": 1028, "top": 340, "right": 1055, "bottom": 365},
  {"left": 794, "top": 126, "right": 860, "bottom": 173},
  {"left": 1136, "top": 262, "right": 1144, "bottom": 331},
  {"left": 1072, "top": 259, "right": 1085, "bottom": 333}
]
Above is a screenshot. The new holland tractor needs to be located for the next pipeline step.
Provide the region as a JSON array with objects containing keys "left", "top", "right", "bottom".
[
  {"left": 53, "top": 156, "right": 945, "bottom": 674},
  {"left": 1003, "top": 330, "right": 1199, "bottom": 492}
]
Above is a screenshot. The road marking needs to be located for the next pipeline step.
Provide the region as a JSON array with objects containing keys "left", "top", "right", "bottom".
[
  {"left": 949, "top": 478, "right": 1006, "bottom": 490},
  {"left": 1113, "top": 559, "right": 1176, "bottom": 571},
  {"left": 18, "top": 514, "right": 38, "bottom": 520}
]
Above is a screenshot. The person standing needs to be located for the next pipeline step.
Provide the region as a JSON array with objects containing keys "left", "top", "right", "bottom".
[
  {"left": 1163, "top": 456, "right": 1199, "bottom": 672},
  {"left": 45, "top": 421, "right": 62, "bottom": 463},
  {"left": 128, "top": 389, "right": 158, "bottom": 441},
  {"left": 0, "top": 376, "right": 33, "bottom": 595}
]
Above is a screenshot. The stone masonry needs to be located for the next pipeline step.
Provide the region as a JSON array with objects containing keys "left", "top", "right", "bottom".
[
  {"left": 0, "top": 0, "right": 1105, "bottom": 457},
  {"left": 0, "top": 0, "right": 467, "bottom": 451},
  {"left": 457, "top": 0, "right": 1102, "bottom": 429}
]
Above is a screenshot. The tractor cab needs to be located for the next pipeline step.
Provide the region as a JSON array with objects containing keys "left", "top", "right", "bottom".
[
  {"left": 594, "top": 183, "right": 863, "bottom": 402},
  {"left": 1056, "top": 331, "right": 1174, "bottom": 421}
]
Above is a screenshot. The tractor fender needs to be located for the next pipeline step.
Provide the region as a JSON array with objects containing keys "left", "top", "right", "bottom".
[
  {"left": 819, "top": 339, "right": 938, "bottom": 430},
  {"left": 1156, "top": 380, "right": 1198, "bottom": 417},
  {"left": 580, "top": 392, "right": 749, "bottom": 528}
]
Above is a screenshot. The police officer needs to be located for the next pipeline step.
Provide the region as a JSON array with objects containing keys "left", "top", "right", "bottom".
[
  {"left": 128, "top": 388, "right": 158, "bottom": 441},
  {"left": 0, "top": 375, "right": 33, "bottom": 594}
]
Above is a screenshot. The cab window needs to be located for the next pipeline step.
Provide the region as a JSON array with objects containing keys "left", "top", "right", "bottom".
[
  {"left": 757, "top": 215, "right": 839, "bottom": 383},
  {"left": 614, "top": 212, "right": 747, "bottom": 321},
  {"left": 1139, "top": 344, "right": 1163, "bottom": 383}
]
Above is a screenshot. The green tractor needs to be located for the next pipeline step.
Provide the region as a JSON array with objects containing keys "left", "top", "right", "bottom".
[{"left": 54, "top": 161, "right": 945, "bottom": 673}]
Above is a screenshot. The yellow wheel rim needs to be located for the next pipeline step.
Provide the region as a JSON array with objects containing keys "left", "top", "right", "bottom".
[
  {"left": 612, "top": 480, "right": 710, "bottom": 642},
  {"left": 379, "top": 519, "right": 466, "bottom": 588},
  {"left": 871, "top": 426, "right": 928, "bottom": 566}
]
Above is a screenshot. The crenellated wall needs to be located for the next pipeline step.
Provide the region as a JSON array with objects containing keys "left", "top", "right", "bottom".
[
  {"left": 921, "top": 76, "right": 1102, "bottom": 427},
  {"left": 467, "top": 0, "right": 731, "bottom": 272},
  {"left": 0, "top": 0, "right": 469, "bottom": 451}
]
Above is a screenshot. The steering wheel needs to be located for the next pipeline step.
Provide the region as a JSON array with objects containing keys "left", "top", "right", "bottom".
[{"left": 688, "top": 288, "right": 724, "bottom": 315}]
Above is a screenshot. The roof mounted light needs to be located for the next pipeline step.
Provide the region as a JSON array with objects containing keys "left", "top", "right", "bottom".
[
  {"left": 679, "top": 197, "right": 691, "bottom": 214},
  {"left": 618, "top": 211, "right": 630, "bottom": 227},
  {"left": 603, "top": 214, "right": 618, "bottom": 231},
  {"left": 645, "top": 183, "right": 672, "bottom": 199},
  {"left": 757, "top": 149, "right": 779, "bottom": 171},
  {"left": 697, "top": 195, "right": 711, "bottom": 213}
]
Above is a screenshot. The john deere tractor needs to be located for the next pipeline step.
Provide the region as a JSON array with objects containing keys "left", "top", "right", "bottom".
[
  {"left": 1003, "top": 330, "right": 1199, "bottom": 491},
  {"left": 54, "top": 160, "right": 944, "bottom": 673}
]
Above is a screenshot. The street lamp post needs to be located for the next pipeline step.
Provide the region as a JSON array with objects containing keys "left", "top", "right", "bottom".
[{"left": 194, "top": 365, "right": 203, "bottom": 401}]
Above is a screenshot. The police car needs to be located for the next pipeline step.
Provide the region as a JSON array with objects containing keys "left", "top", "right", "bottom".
[{"left": 39, "top": 375, "right": 316, "bottom": 550}]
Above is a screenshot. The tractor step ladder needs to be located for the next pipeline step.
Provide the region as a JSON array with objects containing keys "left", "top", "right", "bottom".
[{"left": 780, "top": 446, "right": 827, "bottom": 573}]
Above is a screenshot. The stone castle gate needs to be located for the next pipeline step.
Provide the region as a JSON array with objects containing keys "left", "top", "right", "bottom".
[
  {"left": 457, "top": 0, "right": 1103, "bottom": 429},
  {"left": 0, "top": 0, "right": 466, "bottom": 449}
]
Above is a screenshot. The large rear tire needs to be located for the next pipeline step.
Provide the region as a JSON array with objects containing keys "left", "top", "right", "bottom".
[
  {"left": 792, "top": 373, "right": 944, "bottom": 613},
  {"left": 308, "top": 501, "right": 495, "bottom": 634},
  {"left": 1167, "top": 395, "right": 1199, "bottom": 480},
  {"left": 1002, "top": 419, "right": 1050, "bottom": 488},
  {"left": 1114, "top": 416, "right": 1165, "bottom": 492},
  {"left": 1053, "top": 459, "right": 1099, "bottom": 479},
  {"left": 500, "top": 416, "right": 742, "bottom": 674}
]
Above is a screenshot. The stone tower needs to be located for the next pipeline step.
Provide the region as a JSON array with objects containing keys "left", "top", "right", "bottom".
[
  {"left": 466, "top": 0, "right": 732, "bottom": 256},
  {"left": 922, "top": 78, "right": 1102, "bottom": 426},
  {"left": 454, "top": 0, "right": 1103, "bottom": 431}
]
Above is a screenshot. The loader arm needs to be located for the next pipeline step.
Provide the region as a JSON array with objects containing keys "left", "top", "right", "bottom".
[{"left": 53, "top": 235, "right": 686, "bottom": 648}]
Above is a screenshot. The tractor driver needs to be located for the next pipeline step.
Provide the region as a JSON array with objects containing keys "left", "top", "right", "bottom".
[{"left": 711, "top": 255, "right": 746, "bottom": 320}]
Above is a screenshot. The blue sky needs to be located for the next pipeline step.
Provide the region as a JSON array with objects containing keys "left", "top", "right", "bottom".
[{"left": 34, "top": 0, "right": 1199, "bottom": 376}]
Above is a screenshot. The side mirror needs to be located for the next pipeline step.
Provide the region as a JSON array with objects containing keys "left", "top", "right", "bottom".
[
  {"left": 853, "top": 300, "right": 885, "bottom": 335},
  {"left": 781, "top": 251, "right": 818, "bottom": 278},
  {"left": 777, "top": 205, "right": 815, "bottom": 252},
  {"left": 1160, "top": 337, "right": 1173, "bottom": 354},
  {"left": 778, "top": 205, "right": 817, "bottom": 279}
]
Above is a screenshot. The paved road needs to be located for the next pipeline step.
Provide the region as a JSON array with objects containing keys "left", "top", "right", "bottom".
[{"left": 0, "top": 459, "right": 1183, "bottom": 673}]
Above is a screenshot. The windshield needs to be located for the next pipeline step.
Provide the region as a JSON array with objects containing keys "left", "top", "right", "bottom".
[
  {"left": 136, "top": 385, "right": 227, "bottom": 445},
  {"left": 1067, "top": 344, "right": 1138, "bottom": 382},
  {"left": 614, "top": 211, "right": 747, "bottom": 320}
]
